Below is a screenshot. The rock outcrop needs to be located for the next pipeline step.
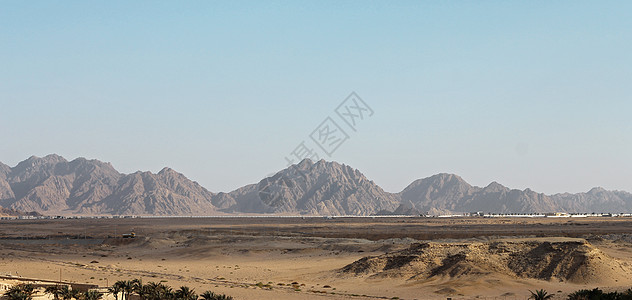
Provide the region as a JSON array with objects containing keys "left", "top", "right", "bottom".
[{"left": 340, "top": 238, "right": 628, "bottom": 284}]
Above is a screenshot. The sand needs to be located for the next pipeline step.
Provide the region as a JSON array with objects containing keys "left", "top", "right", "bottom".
[{"left": 2, "top": 217, "right": 632, "bottom": 299}]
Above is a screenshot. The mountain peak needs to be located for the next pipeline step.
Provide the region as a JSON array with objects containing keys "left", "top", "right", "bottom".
[
  {"left": 159, "top": 166, "right": 172, "bottom": 172},
  {"left": 588, "top": 187, "right": 607, "bottom": 194},
  {"left": 484, "top": 181, "right": 507, "bottom": 192},
  {"left": 429, "top": 173, "right": 465, "bottom": 181},
  {"left": 43, "top": 153, "right": 65, "bottom": 160},
  {"left": 417, "top": 173, "right": 470, "bottom": 188},
  {"left": 158, "top": 167, "right": 179, "bottom": 175},
  {"left": 23, "top": 154, "right": 66, "bottom": 163},
  {"left": 13, "top": 154, "right": 67, "bottom": 171},
  {"left": 30, "top": 154, "right": 67, "bottom": 164},
  {"left": 296, "top": 158, "right": 315, "bottom": 167},
  {"left": 242, "top": 158, "right": 399, "bottom": 215}
]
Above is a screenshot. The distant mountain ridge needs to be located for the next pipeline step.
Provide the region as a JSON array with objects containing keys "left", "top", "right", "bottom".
[
  {"left": 551, "top": 188, "right": 632, "bottom": 214},
  {"left": 398, "top": 174, "right": 560, "bottom": 215},
  {"left": 0, "top": 155, "right": 217, "bottom": 216},
  {"left": 216, "top": 159, "right": 399, "bottom": 215},
  {"left": 1, "top": 154, "right": 631, "bottom": 216}
]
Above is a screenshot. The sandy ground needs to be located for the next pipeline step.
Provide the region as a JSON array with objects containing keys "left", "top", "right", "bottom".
[{"left": 1, "top": 217, "right": 632, "bottom": 300}]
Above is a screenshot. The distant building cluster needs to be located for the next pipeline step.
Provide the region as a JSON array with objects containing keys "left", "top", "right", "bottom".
[{"left": 438, "top": 212, "right": 632, "bottom": 218}]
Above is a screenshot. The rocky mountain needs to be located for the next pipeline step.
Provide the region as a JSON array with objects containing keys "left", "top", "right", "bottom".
[
  {"left": 551, "top": 188, "right": 632, "bottom": 213},
  {"left": 217, "top": 159, "right": 400, "bottom": 215},
  {"left": 0, "top": 155, "right": 399, "bottom": 216},
  {"left": 0, "top": 155, "right": 216, "bottom": 216},
  {"left": 398, "top": 174, "right": 478, "bottom": 215},
  {"left": 397, "top": 174, "right": 560, "bottom": 214},
  {"left": 1, "top": 154, "right": 632, "bottom": 216},
  {"left": 101, "top": 168, "right": 217, "bottom": 216},
  {"left": 462, "top": 184, "right": 559, "bottom": 213}
]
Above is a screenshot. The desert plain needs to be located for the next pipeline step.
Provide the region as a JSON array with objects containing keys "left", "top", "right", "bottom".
[{"left": 2, "top": 217, "right": 632, "bottom": 299}]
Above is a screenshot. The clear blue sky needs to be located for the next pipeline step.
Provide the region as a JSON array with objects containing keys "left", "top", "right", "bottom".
[{"left": 1, "top": 1, "right": 631, "bottom": 194}]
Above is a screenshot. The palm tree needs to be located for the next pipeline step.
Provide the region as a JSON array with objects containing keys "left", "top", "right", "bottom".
[
  {"left": 530, "top": 289, "right": 553, "bottom": 300},
  {"left": 200, "top": 291, "right": 215, "bottom": 300},
  {"left": 136, "top": 283, "right": 153, "bottom": 300},
  {"left": 199, "top": 291, "right": 233, "bottom": 300},
  {"left": 82, "top": 290, "right": 103, "bottom": 300},
  {"left": 108, "top": 285, "right": 121, "bottom": 300},
  {"left": 143, "top": 282, "right": 158, "bottom": 299},
  {"left": 141, "top": 282, "right": 168, "bottom": 300},
  {"left": 67, "top": 288, "right": 80, "bottom": 300},
  {"left": 118, "top": 280, "right": 134, "bottom": 300},
  {"left": 130, "top": 279, "right": 144, "bottom": 300},
  {"left": 131, "top": 279, "right": 143, "bottom": 291},
  {"left": 111, "top": 280, "right": 128, "bottom": 300},
  {"left": 59, "top": 285, "right": 72, "bottom": 300},
  {"left": 174, "top": 286, "right": 196, "bottom": 300},
  {"left": 45, "top": 285, "right": 63, "bottom": 300},
  {"left": 20, "top": 284, "right": 35, "bottom": 299},
  {"left": 4, "top": 284, "right": 35, "bottom": 300},
  {"left": 200, "top": 291, "right": 233, "bottom": 300},
  {"left": 151, "top": 282, "right": 173, "bottom": 300},
  {"left": 213, "top": 294, "right": 233, "bottom": 300}
]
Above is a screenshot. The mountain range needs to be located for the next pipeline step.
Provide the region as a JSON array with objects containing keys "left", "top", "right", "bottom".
[{"left": 1, "top": 154, "right": 631, "bottom": 216}]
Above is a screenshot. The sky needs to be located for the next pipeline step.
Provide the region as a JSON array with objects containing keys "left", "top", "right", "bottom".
[{"left": 1, "top": 1, "right": 631, "bottom": 194}]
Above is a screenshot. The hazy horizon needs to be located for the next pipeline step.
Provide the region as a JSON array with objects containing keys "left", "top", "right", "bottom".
[{"left": 2, "top": 1, "right": 631, "bottom": 195}]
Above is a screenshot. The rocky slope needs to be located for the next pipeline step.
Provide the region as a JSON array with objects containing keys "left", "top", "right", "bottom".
[
  {"left": 398, "top": 174, "right": 478, "bottom": 215},
  {"left": 0, "top": 155, "right": 400, "bottom": 216},
  {"left": 551, "top": 187, "right": 632, "bottom": 213},
  {"left": 2, "top": 154, "right": 632, "bottom": 216},
  {"left": 340, "top": 238, "right": 628, "bottom": 285},
  {"left": 0, "top": 162, "right": 13, "bottom": 202},
  {"left": 0, "top": 155, "right": 216, "bottom": 216},
  {"left": 397, "top": 174, "right": 560, "bottom": 214},
  {"left": 217, "top": 159, "right": 400, "bottom": 215}
]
